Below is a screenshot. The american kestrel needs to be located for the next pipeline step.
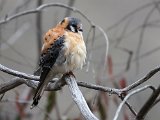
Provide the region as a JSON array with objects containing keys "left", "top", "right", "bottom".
[{"left": 31, "top": 17, "right": 86, "bottom": 108}]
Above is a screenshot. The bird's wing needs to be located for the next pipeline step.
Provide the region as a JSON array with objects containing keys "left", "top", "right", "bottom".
[
  {"left": 31, "top": 27, "right": 65, "bottom": 107},
  {"left": 38, "top": 35, "right": 65, "bottom": 90}
]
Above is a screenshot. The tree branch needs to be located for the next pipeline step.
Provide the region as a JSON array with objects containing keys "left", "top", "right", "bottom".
[
  {"left": 152, "top": 95, "right": 160, "bottom": 105},
  {"left": 136, "top": 85, "right": 160, "bottom": 120},
  {"left": 0, "top": 77, "right": 24, "bottom": 94},
  {"left": 0, "top": 3, "right": 92, "bottom": 25},
  {"left": 0, "top": 76, "right": 67, "bottom": 94},
  {"left": 0, "top": 64, "right": 160, "bottom": 98},
  {"left": 0, "top": 64, "right": 39, "bottom": 80},
  {"left": 0, "top": 64, "right": 121, "bottom": 95},
  {"left": 65, "top": 74, "right": 99, "bottom": 120},
  {"left": 113, "top": 85, "right": 154, "bottom": 120},
  {"left": 1, "top": 63, "right": 160, "bottom": 119},
  {"left": 121, "top": 66, "right": 160, "bottom": 92}
]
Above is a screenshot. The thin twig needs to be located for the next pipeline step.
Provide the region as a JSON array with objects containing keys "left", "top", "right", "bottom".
[
  {"left": 114, "top": 16, "right": 133, "bottom": 47},
  {"left": 92, "top": 1, "right": 160, "bottom": 42},
  {"left": 95, "top": 25, "right": 109, "bottom": 70},
  {"left": 136, "top": 85, "right": 160, "bottom": 120},
  {"left": 86, "top": 26, "right": 95, "bottom": 72},
  {"left": 77, "top": 81, "right": 120, "bottom": 95},
  {"left": 115, "top": 47, "right": 133, "bottom": 71},
  {"left": 0, "top": 93, "right": 5, "bottom": 101},
  {"left": 151, "top": 96, "right": 160, "bottom": 108},
  {"left": 0, "top": 3, "right": 91, "bottom": 25},
  {"left": 106, "top": 1, "right": 160, "bottom": 31},
  {"left": 113, "top": 85, "right": 154, "bottom": 120},
  {"left": 135, "top": 6, "right": 156, "bottom": 73},
  {"left": 121, "top": 65, "right": 160, "bottom": 92},
  {"left": 119, "top": 97, "right": 137, "bottom": 116}
]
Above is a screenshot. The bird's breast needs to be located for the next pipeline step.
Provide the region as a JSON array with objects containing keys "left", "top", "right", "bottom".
[{"left": 64, "top": 31, "right": 86, "bottom": 71}]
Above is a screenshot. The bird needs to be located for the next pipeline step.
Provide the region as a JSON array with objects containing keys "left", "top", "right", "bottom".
[{"left": 31, "top": 17, "right": 86, "bottom": 108}]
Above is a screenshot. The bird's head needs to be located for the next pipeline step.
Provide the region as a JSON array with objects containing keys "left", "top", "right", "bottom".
[{"left": 60, "top": 17, "right": 83, "bottom": 33}]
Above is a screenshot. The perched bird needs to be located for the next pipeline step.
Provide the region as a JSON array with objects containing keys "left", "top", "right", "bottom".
[{"left": 31, "top": 17, "right": 86, "bottom": 108}]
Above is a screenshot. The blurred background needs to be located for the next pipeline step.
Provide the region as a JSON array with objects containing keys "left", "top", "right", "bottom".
[{"left": 0, "top": 0, "right": 160, "bottom": 120}]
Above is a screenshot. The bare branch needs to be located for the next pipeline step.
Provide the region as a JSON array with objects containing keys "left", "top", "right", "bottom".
[
  {"left": 0, "top": 93, "right": 5, "bottom": 101},
  {"left": 95, "top": 25, "right": 109, "bottom": 70},
  {"left": 0, "top": 3, "right": 91, "bottom": 25},
  {"left": 119, "top": 96, "right": 137, "bottom": 116},
  {"left": 1, "top": 63, "right": 160, "bottom": 97},
  {"left": 0, "top": 64, "right": 39, "bottom": 80},
  {"left": 135, "top": 6, "right": 155, "bottom": 73},
  {"left": 86, "top": 26, "right": 95, "bottom": 72},
  {"left": 77, "top": 81, "right": 120, "bottom": 95},
  {"left": 65, "top": 74, "right": 99, "bottom": 120},
  {"left": 152, "top": 96, "right": 160, "bottom": 108},
  {"left": 121, "top": 66, "right": 160, "bottom": 92},
  {"left": 106, "top": 1, "right": 160, "bottom": 31},
  {"left": 0, "top": 77, "right": 24, "bottom": 94},
  {"left": 0, "top": 76, "right": 67, "bottom": 94},
  {"left": 0, "top": 63, "right": 121, "bottom": 95},
  {"left": 1, "top": 63, "right": 160, "bottom": 95},
  {"left": 136, "top": 85, "right": 160, "bottom": 120},
  {"left": 0, "top": 67, "right": 99, "bottom": 119},
  {"left": 1, "top": 63, "right": 160, "bottom": 119},
  {"left": 113, "top": 85, "right": 154, "bottom": 120}
]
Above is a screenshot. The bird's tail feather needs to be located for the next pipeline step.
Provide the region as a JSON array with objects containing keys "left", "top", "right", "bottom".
[
  {"left": 30, "top": 82, "right": 46, "bottom": 109},
  {"left": 31, "top": 68, "right": 55, "bottom": 109}
]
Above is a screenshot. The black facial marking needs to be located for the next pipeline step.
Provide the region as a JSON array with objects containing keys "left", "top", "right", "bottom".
[
  {"left": 61, "top": 19, "right": 65, "bottom": 24},
  {"left": 66, "top": 17, "right": 82, "bottom": 33}
]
